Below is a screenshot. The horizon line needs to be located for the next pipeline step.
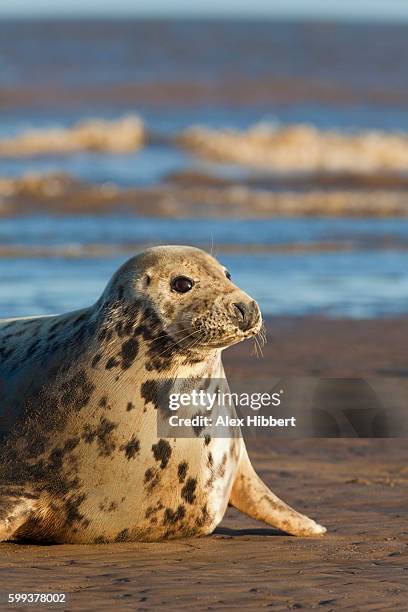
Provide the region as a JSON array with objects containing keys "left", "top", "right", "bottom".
[{"left": 1, "top": 12, "right": 408, "bottom": 24}]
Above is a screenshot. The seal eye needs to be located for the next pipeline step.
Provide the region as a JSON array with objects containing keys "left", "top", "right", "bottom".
[
  {"left": 225, "top": 270, "right": 231, "bottom": 280},
  {"left": 171, "top": 276, "right": 194, "bottom": 293}
]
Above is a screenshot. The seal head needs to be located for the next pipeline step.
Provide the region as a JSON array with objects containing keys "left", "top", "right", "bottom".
[{"left": 102, "top": 245, "right": 262, "bottom": 354}]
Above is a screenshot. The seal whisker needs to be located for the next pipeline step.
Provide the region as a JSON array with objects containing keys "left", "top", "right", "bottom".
[
  {"left": 257, "top": 323, "right": 267, "bottom": 347},
  {"left": 251, "top": 336, "right": 261, "bottom": 358},
  {"left": 254, "top": 335, "right": 264, "bottom": 358}
]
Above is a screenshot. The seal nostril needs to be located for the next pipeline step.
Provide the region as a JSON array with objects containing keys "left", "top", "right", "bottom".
[
  {"left": 232, "top": 301, "right": 259, "bottom": 332},
  {"left": 233, "top": 302, "right": 246, "bottom": 322}
]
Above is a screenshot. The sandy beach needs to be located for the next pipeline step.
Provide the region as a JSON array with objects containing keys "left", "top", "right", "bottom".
[
  {"left": 1, "top": 439, "right": 406, "bottom": 611},
  {"left": 1, "top": 317, "right": 407, "bottom": 610}
]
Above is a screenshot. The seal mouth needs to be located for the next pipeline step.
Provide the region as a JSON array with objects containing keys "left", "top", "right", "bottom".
[
  {"left": 185, "top": 299, "right": 262, "bottom": 351},
  {"left": 240, "top": 310, "right": 262, "bottom": 337},
  {"left": 203, "top": 319, "right": 263, "bottom": 349}
]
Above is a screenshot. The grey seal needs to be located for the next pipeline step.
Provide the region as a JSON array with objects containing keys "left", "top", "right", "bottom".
[{"left": 0, "top": 246, "right": 325, "bottom": 542}]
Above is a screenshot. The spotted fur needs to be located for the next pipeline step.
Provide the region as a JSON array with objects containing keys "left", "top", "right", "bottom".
[{"left": 0, "top": 246, "right": 325, "bottom": 543}]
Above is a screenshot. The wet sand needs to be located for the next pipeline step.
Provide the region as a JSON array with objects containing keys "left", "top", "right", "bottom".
[
  {"left": 1, "top": 317, "right": 407, "bottom": 610},
  {"left": 1, "top": 439, "right": 407, "bottom": 611}
]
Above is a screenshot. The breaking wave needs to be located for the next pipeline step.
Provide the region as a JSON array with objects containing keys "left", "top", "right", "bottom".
[
  {"left": 178, "top": 123, "right": 408, "bottom": 173},
  {"left": 1, "top": 171, "right": 408, "bottom": 218},
  {"left": 0, "top": 115, "right": 144, "bottom": 157}
]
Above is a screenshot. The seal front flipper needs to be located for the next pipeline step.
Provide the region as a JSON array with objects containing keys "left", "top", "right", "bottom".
[
  {"left": 229, "top": 445, "right": 326, "bottom": 536},
  {"left": 0, "top": 486, "right": 39, "bottom": 542}
]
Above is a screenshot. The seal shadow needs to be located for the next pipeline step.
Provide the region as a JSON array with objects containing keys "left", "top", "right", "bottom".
[
  {"left": 5, "top": 537, "right": 60, "bottom": 546},
  {"left": 214, "top": 526, "right": 284, "bottom": 537}
]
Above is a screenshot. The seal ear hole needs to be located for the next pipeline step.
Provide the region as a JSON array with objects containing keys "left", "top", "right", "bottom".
[
  {"left": 225, "top": 270, "right": 231, "bottom": 280},
  {"left": 145, "top": 274, "right": 151, "bottom": 287}
]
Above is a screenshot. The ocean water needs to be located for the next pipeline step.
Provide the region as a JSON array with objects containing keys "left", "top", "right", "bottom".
[
  {"left": 3, "top": 216, "right": 408, "bottom": 249},
  {"left": 1, "top": 20, "right": 408, "bottom": 319},
  {"left": 1, "top": 216, "right": 408, "bottom": 319},
  {"left": 1, "top": 20, "right": 408, "bottom": 95},
  {"left": 3, "top": 249, "right": 408, "bottom": 319}
]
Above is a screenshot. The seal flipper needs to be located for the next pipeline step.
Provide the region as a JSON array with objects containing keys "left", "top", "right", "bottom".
[
  {"left": 229, "top": 445, "right": 326, "bottom": 536},
  {"left": 0, "top": 486, "right": 38, "bottom": 542}
]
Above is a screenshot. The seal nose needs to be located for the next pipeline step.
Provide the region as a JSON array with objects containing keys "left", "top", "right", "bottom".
[{"left": 232, "top": 300, "right": 259, "bottom": 332}]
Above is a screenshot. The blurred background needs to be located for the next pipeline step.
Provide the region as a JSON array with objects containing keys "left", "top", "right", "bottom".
[{"left": 2, "top": 1, "right": 408, "bottom": 319}]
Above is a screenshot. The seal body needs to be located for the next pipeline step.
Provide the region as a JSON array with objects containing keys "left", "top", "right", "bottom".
[{"left": 0, "top": 246, "right": 325, "bottom": 543}]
